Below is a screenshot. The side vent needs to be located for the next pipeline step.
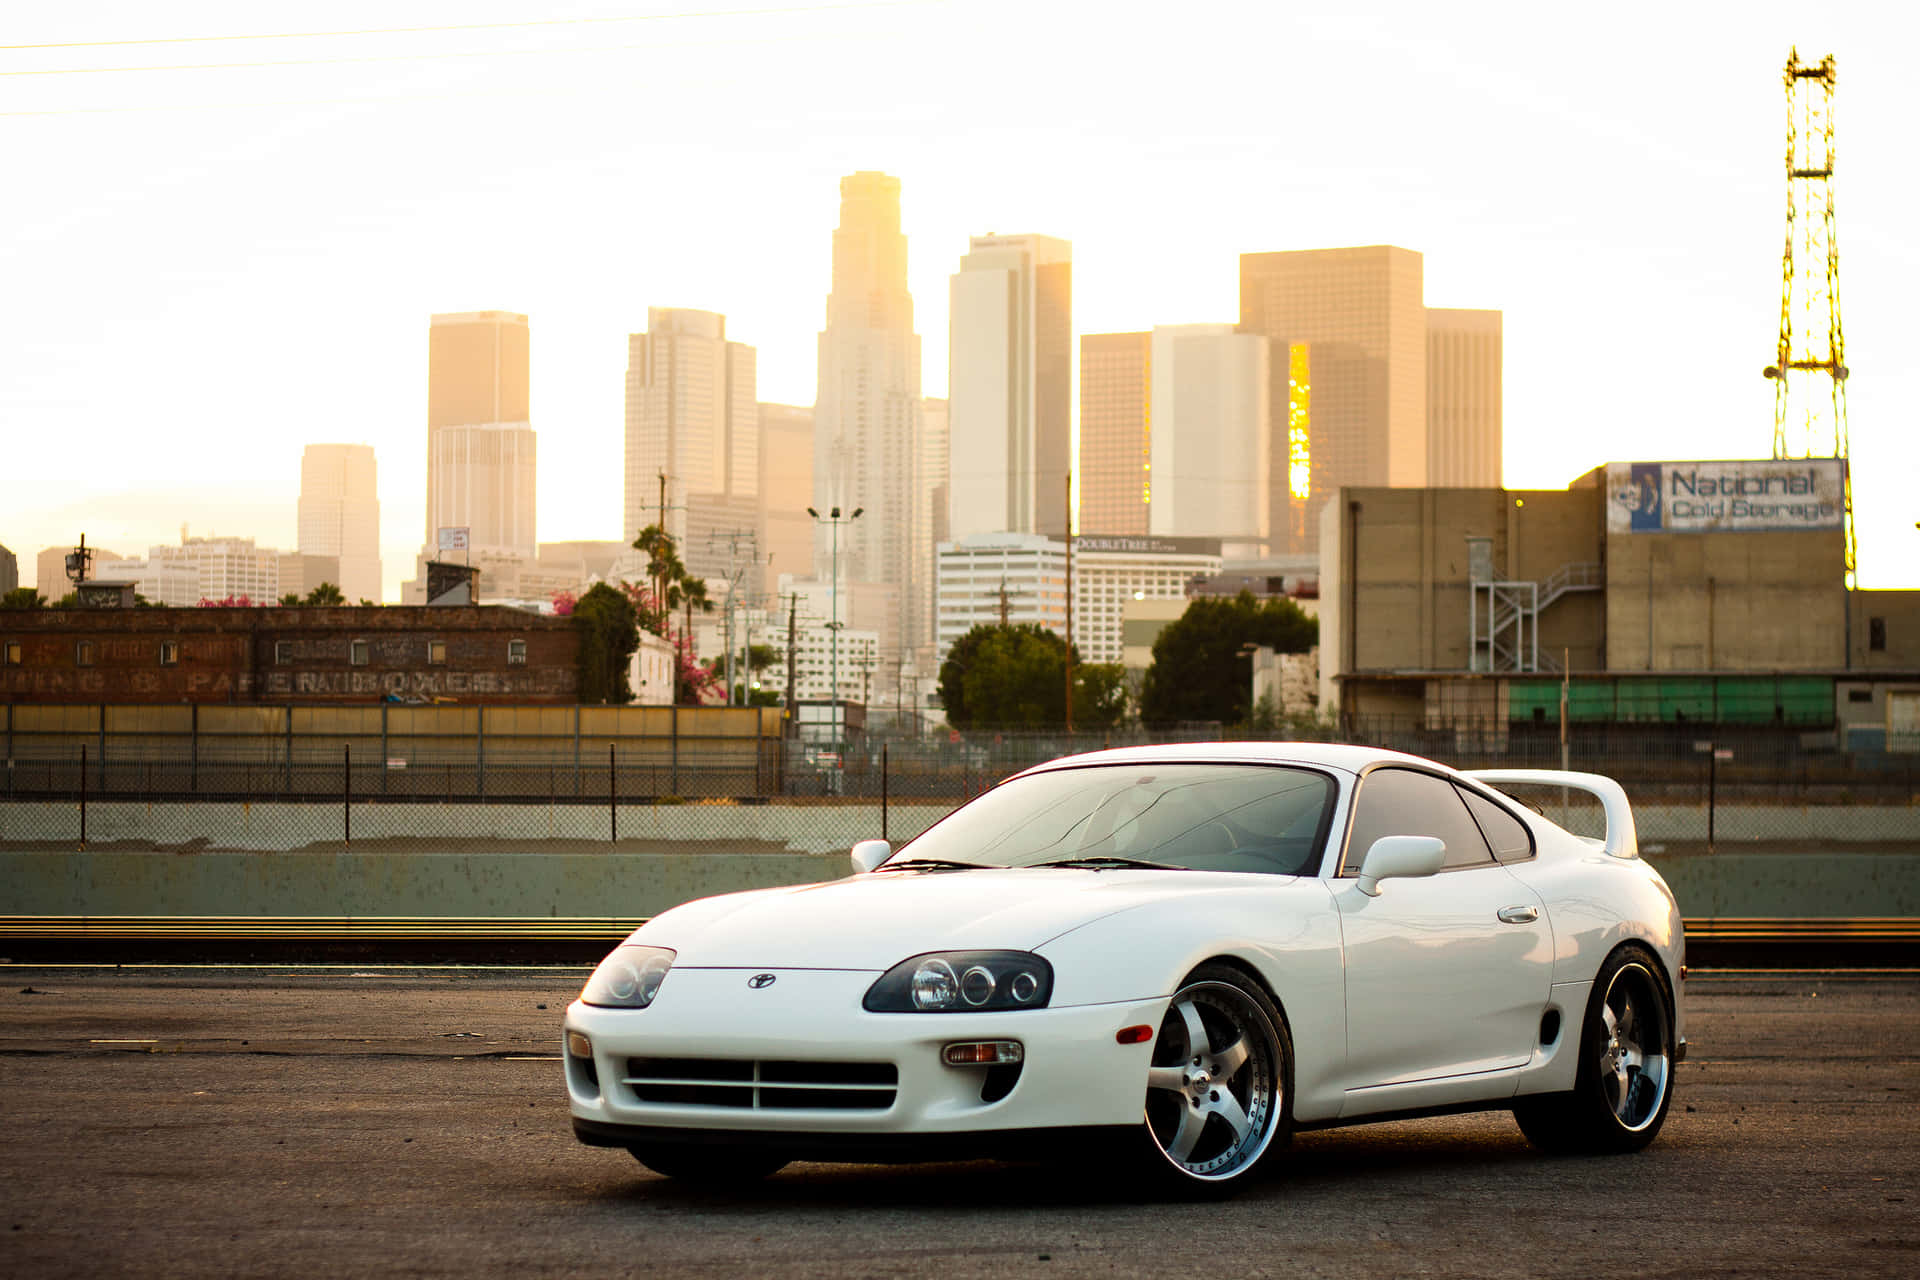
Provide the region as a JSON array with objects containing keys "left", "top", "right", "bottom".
[{"left": 1539, "top": 1010, "right": 1562, "bottom": 1046}]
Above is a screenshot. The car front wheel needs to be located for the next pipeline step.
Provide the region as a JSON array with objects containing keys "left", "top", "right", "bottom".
[
  {"left": 1515, "top": 943, "right": 1676, "bottom": 1154},
  {"left": 1134, "top": 963, "right": 1292, "bottom": 1194}
]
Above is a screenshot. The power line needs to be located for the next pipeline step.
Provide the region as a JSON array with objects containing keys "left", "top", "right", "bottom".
[{"left": 0, "top": 2, "right": 926, "bottom": 53}]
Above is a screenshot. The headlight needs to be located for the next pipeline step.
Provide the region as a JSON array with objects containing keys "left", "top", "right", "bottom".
[
  {"left": 863, "top": 951, "right": 1053, "bottom": 1013},
  {"left": 580, "top": 945, "right": 676, "bottom": 1009}
]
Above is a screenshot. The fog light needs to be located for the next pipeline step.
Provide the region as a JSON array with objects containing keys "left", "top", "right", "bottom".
[
  {"left": 566, "top": 1031, "right": 593, "bottom": 1059},
  {"left": 943, "top": 1040, "right": 1023, "bottom": 1066}
]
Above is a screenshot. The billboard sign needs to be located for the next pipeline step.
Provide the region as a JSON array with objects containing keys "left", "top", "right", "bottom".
[
  {"left": 436, "top": 527, "right": 470, "bottom": 551},
  {"left": 1605, "top": 460, "right": 1843, "bottom": 534}
]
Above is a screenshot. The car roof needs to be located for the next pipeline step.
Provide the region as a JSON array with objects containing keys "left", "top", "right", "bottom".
[{"left": 1010, "top": 740, "right": 1451, "bottom": 780}]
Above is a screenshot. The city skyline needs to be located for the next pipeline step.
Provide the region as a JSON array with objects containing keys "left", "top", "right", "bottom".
[{"left": 5, "top": 3, "right": 1918, "bottom": 595}]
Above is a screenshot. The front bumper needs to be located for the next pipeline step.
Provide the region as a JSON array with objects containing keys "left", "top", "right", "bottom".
[{"left": 564, "top": 967, "right": 1166, "bottom": 1141}]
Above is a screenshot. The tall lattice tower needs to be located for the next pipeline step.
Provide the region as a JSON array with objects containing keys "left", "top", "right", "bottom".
[{"left": 1763, "top": 48, "right": 1854, "bottom": 583}]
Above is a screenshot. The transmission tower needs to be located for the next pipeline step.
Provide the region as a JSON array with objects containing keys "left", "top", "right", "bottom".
[{"left": 1763, "top": 48, "right": 1855, "bottom": 584}]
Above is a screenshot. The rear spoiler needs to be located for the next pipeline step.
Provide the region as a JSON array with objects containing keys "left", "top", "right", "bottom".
[{"left": 1463, "top": 769, "right": 1638, "bottom": 860}]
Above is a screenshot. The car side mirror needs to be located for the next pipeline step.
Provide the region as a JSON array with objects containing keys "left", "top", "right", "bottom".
[
  {"left": 850, "top": 839, "right": 891, "bottom": 874},
  {"left": 1355, "top": 835, "right": 1446, "bottom": 897}
]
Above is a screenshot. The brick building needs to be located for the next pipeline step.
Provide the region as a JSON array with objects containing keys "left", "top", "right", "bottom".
[{"left": 0, "top": 606, "right": 577, "bottom": 705}]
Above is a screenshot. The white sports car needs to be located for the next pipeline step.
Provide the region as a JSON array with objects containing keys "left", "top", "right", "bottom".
[{"left": 564, "top": 743, "right": 1685, "bottom": 1193}]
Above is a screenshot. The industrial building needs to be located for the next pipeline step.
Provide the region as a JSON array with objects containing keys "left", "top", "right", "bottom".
[{"left": 1318, "top": 459, "right": 1920, "bottom": 750}]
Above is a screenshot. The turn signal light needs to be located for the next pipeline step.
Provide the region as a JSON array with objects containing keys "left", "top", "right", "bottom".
[
  {"left": 1115, "top": 1025, "right": 1154, "bottom": 1045},
  {"left": 566, "top": 1031, "right": 593, "bottom": 1059},
  {"left": 942, "top": 1040, "right": 1023, "bottom": 1066}
]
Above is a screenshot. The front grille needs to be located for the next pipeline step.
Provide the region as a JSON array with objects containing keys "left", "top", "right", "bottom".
[{"left": 622, "top": 1057, "right": 898, "bottom": 1111}]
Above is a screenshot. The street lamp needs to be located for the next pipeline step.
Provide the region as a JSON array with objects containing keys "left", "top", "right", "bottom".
[{"left": 807, "top": 505, "right": 863, "bottom": 764}]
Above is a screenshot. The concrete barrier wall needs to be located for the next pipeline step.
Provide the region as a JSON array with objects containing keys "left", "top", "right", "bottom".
[
  {"left": 0, "top": 851, "right": 847, "bottom": 919},
  {"left": 1, "top": 849, "right": 1913, "bottom": 921},
  {"left": 0, "top": 801, "right": 955, "bottom": 853},
  {"left": 1, "top": 799, "right": 1913, "bottom": 853}
]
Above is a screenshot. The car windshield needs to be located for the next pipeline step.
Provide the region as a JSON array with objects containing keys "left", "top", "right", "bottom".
[{"left": 888, "top": 763, "right": 1335, "bottom": 876}]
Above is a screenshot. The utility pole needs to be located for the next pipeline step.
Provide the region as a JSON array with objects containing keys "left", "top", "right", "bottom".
[
  {"left": 785, "top": 592, "right": 799, "bottom": 736},
  {"left": 1063, "top": 471, "right": 1074, "bottom": 733},
  {"left": 710, "top": 528, "right": 759, "bottom": 705}
]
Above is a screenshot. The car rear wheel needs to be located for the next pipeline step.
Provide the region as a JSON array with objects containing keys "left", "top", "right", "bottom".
[
  {"left": 628, "top": 1143, "right": 789, "bottom": 1184},
  {"left": 1515, "top": 943, "right": 1675, "bottom": 1154},
  {"left": 1134, "top": 964, "right": 1291, "bottom": 1194}
]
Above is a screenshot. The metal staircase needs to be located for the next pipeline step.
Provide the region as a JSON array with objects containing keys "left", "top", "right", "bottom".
[{"left": 1467, "top": 541, "right": 1601, "bottom": 673}]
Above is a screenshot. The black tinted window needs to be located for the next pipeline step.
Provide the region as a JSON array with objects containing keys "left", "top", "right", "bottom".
[
  {"left": 1341, "top": 768, "right": 1495, "bottom": 874},
  {"left": 1458, "top": 786, "right": 1534, "bottom": 862}
]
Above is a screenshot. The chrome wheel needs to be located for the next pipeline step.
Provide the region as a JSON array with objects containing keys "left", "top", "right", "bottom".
[
  {"left": 1142, "top": 971, "right": 1286, "bottom": 1184},
  {"left": 1596, "top": 962, "right": 1671, "bottom": 1132},
  {"left": 1514, "top": 943, "right": 1676, "bottom": 1155}
]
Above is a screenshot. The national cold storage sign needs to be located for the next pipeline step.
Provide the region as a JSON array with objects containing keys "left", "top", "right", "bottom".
[{"left": 1606, "top": 460, "right": 1844, "bottom": 534}]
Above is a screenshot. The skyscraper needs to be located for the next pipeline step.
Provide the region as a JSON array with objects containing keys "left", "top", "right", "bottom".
[
  {"left": 917, "top": 396, "right": 949, "bottom": 647},
  {"left": 757, "top": 403, "right": 815, "bottom": 601},
  {"left": 814, "top": 171, "right": 925, "bottom": 658},
  {"left": 948, "top": 234, "right": 1073, "bottom": 542},
  {"left": 1239, "top": 246, "right": 1426, "bottom": 555},
  {"left": 1078, "top": 327, "right": 1270, "bottom": 555},
  {"left": 426, "top": 311, "right": 536, "bottom": 554},
  {"left": 1078, "top": 331, "right": 1152, "bottom": 537},
  {"left": 297, "top": 444, "right": 382, "bottom": 602},
  {"left": 624, "top": 308, "right": 758, "bottom": 585},
  {"left": 1426, "top": 308, "right": 1504, "bottom": 487}
]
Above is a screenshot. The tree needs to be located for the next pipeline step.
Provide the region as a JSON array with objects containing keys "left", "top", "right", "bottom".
[
  {"left": 303, "top": 582, "right": 346, "bottom": 606},
  {"left": 0, "top": 587, "right": 45, "bottom": 610},
  {"left": 572, "top": 582, "right": 639, "bottom": 704},
  {"left": 1138, "top": 592, "right": 1317, "bottom": 726},
  {"left": 935, "top": 624, "right": 1128, "bottom": 730},
  {"left": 277, "top": 592, "right": 302, "bottom": 607}
]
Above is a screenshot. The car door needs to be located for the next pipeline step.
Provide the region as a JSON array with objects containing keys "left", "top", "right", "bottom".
[{"left": 1332, "top": 767, "right": 1553, "bottom": 1113}]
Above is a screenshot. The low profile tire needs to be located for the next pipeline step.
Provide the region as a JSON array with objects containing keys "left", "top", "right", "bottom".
[
  {"left": 1515, "top": 943, "right": 1676, "bottom": 1155},
  {"left": 1132, "top": 963, "right": 1292, "bottom": 1195},
  {"left": 628, "top": 1143, "right": 788, "bottom": 1184}
]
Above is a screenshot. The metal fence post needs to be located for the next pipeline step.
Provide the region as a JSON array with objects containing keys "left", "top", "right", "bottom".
[
  {"left": 609, "top": 742, "right": 617, "bottom": 843},
  {"left": 344, "top": 743, "right": 351, "bottom": 847},
  {"left": 1707, "top": 741, "right": 1717, "bottom": 854},
  {"left": 78, "top": 742, "right": 87, "bottom": 850},
  {"left": 881, "top": 743, "right": 889, "bottom": 843}
]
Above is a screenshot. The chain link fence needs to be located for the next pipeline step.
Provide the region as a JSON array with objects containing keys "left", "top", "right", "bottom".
[{"left": 2, "top": 720, "right": 1913, "bottom": 854}]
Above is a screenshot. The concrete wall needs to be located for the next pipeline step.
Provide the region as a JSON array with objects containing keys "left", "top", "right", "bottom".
[
  {"left": 0, "top": 850, "right": 846, "bottom": 919},
  {"left": 1, "top": 848, "right": 1910, "bottom": 922},
  {"left": 1339, "top": 486, "right": 1604, "bottom": 675},
  {"left": 1604, "top": 529, "right": 1846, "bottom": 672}
]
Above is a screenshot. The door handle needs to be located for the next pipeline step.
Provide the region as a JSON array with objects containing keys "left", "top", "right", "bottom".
[{"left": 1497, "top": 905, "right": 1539, "bottom": 924}]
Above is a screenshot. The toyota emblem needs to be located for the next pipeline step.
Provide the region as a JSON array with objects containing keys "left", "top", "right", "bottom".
[{"left": 747, "top": 973, "right": 777, "bottom": 990}]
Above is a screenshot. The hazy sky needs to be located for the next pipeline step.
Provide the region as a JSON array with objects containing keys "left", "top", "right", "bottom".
[{"left": 5, "top": 0, "right": 1916, "bottom": 599}]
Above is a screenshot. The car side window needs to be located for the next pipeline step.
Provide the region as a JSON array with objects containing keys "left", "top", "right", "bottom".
[
  {"left": 1340, "top": 768, "right": 1497, "bottom": 875},
  {"left": 1456, "top": 785, "right": 1534, "bottom": 863}
]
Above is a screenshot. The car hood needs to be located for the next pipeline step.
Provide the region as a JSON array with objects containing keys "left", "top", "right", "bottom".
[{"left": 630, "top": 868, "right": 1283, "bottom": 969}]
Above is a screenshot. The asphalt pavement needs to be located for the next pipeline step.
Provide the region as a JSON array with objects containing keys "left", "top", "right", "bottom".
[{"left": 2, "top": 967, "right": 1916, "bottom": 1278}]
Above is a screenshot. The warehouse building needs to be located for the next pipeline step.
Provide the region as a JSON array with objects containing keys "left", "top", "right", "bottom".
[{"left": 1318, "top": 459, "right": 1920, "bottom": 750}]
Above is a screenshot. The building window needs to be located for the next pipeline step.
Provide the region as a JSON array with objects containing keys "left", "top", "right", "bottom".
[
  {"left": 350, "top": 639, "right": 370, "bottom": 667},
  {"left": 507, "top": 639, "right": 527, "bottom": 665},
  {"left": 159, "top": 640, "right": 179, "bottom": 666},
  {"left": 428, "top": 640, "right": 448, "bottom": 666},
  {"left": 1868, "top": 617, "right": 1887, "bottom": 652},
  {"left": 75, "top": 640, "right": 95, "bottom": 667},
  {"left": 2, "top": 641, "right": 20, "bottom": 666},
  {"left": 275, "top": 641, "right": 292, "bottom": 664}
]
